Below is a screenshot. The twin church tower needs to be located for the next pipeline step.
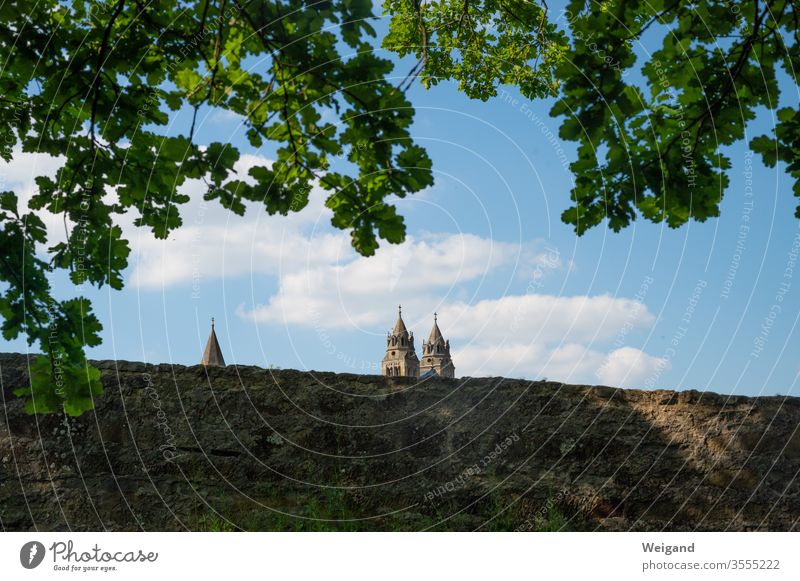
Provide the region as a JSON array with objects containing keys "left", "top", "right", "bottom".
[{"left": 381, "top": 306, "right": 455, "bottom": 378}]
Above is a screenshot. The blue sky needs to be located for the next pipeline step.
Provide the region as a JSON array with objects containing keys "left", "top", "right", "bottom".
[{"left": 2, "top": 7, "right": 799, "bottom": 397}]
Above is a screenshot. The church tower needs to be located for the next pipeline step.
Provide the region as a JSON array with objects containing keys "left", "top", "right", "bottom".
[
  {"left": 381, "top": 306, "right": 419, "bottom": 377},
  {"left": 201, "top": 318, "right": 226, "bottom": 367},
  {"left": 419, "top": 313, "right": 455, "bottom": 378}
]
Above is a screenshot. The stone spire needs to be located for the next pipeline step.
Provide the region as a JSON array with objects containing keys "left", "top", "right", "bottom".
[
  {"left": 392, "top": 304, "right": 409, "bottom": 336},
  {"left": 420, "top": 313, "right": 455, "bottom": 378},
  {"left": 381, "top": 305, "right": 419, "bottom": 378},
  {"left": 201, "top": 317, "right": 226, "bottom": 367},
  {"left": 427, "top": 312, "right": 444, "bottom": 344}
]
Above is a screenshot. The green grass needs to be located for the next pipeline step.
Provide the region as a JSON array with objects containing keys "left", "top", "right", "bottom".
[
  {"left": 193, "top": 511, "right": 237, "bottom": 532},
  {"left": 536, "top": 503, "right": 570, "bottom": 531},
  {"left": 191, "top": 487, "right": 370, "bottom": 532},
  {"left": 189, "top": 484, "right": 590, "bottom": 532}
]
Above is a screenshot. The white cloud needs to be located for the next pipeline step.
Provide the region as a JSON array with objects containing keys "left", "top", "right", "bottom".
[
  {"left": 0, "top": 149, "right": 338, "bottom": 289},
  {"left": 0, "top": 149, "right": 64, "bottom": 190},
  {"left": 240, "top": 231, "right": 519, "bottom": 328},
  {"left": 427, "top": 296, "right": 663, "bottom": 386},
  {"left": 439, "top": 294, "right": 654, "bottom": 344},
  {"left": 454, "top": 340, "right": 667, "bottom": 389},
  {"left": 518, "top": 243, "right": 571, "bottom": 279},
  {"left": 596, "top": 346, "right": 670, "bottom": 388},
  {"left": 129, "top": 154, "right": 340, "bottom": 288},
  {"left": 209, "top": 109, "right": 246, "bottom": 125},
  {"left": 1, "top": 149, "right": 66, "bottom": 241}
]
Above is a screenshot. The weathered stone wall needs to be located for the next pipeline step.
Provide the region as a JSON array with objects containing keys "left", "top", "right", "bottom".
[{"left": 1, "top": 352, "right": 798, "bottom": 531}]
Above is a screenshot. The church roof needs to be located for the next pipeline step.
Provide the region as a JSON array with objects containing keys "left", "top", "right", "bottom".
[
  {"left": 427, "top": 313, "right": 444, "bottom": 344},
  {"left": 201, "top": 318, "right": 226, "bottom": 367},
  {"left": 392, "top": 305, "right": 409, "bottom": 336}
]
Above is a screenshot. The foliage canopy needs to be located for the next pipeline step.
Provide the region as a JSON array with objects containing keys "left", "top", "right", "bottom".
[{"left": 0, "top": 0, "right": 797, "bottom": 414}]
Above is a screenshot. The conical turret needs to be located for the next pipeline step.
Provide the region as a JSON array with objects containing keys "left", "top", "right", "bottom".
[
  {"left": 201, "top": 318, "right": 226, "bottom": 367},
  {"left": 392, "top": 305, "right": 410, "bottom": 338},
  {"left": 427, "top": 312, "right": 444, "bottom": 344}
]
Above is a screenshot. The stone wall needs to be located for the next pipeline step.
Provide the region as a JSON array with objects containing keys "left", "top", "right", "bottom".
[{"left": 1, "top": 352, "right": 798, "bottom": 531}]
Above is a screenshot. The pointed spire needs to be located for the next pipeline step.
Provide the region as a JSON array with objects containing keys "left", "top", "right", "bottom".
[
  {"left": 201, "top": 317, "right": 226, "bottom": 367},
  {"left": 392, "top": 304, "right": 408, "bottom": 335},
  {"left": 427, "top": 313, "right": 444, "bottom": 344}
]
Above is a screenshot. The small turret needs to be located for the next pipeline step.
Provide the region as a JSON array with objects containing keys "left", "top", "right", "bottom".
[{"left": 201, "top": 317, "right": 226, "bottom": 367}]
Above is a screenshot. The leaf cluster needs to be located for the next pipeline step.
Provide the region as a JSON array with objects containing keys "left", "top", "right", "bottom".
[
  {"left": 383, "top": 0, "right": 800, "bottom": 233},
  {"left": 0, "top": 0, "right": 432, "bottom": 414}
]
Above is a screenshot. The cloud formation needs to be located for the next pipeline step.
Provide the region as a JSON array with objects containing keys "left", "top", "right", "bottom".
[
  {"left": 240, "top": 231, "right": 520, "bottom": 328},
  {"left": 433, "top": 296, "right": 665, "bottom": 386},
  {"left": 129, "top": 154, "right": 339, "bottom": 288}
]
